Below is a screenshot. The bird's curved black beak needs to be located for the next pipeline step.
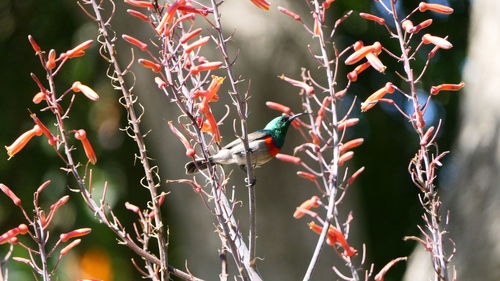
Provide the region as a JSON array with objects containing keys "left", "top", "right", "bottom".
[{"left": 288, "top": 112, "right": 307, "bottom": 121}]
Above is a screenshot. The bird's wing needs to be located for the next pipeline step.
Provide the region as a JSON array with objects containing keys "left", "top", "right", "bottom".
[{"left": 222, "top": 130, "right": 270, "bottom": 150}]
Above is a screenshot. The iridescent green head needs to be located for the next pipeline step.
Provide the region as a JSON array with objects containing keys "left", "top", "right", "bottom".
[{"left": 262, "top": 113, "right": 305, "bottom": 148}]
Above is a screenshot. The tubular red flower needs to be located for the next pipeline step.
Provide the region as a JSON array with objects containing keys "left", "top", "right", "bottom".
[
  {"left": 422, "top": 34, "right": 453, "bottom": 49},
  {"left": 345, "top": 42, "right": 382, "bottom": 65},
  {"left": 125, "top": 202, "right": 141, "bottom": 214},
  {"left": 60, "top": 228, "right": 92, "bottom": 242},
  {"left": 46, "top": 49, "right": 57, "bottom": 70},
  {"left": 0, "top": 184, "right": 21, "bottom": 206},
  {"left": 338, "top": 151, "right": 354, "bottom": 166},
  {"left": 430, "top": 82, "right": 465, "bottom": 95},
  {"left": 72, "top": 81, "right": 100, "bottom": 101},
  {"left": 64, "top": 40, "right": 94, "bottom": 59},
  {"left": 418, "top": 2, "right": 453, "bottom": 14},
  {"left": 156, "top": 0, "right": 186, "bottom": 35},
  {"left": 366, "top": 53, "right": 386, "bottom": 73},
  {"left": 30, "top": 113, "right": 56, "bottom": 145},
  {"left": 168, "top": 121, "right": 196, "bottom": 157},
  {"left": 5, "top": 125, "right": 43, "bottom": 159},
  {"left": 184, "top": 36, "right": 210, "bottom": 54},
  {"left": 124, "top": 0, "right": 154, "bottom": 8},
  {"left": 293, "top": 196, "right": 321, "bottom": 218},
  {"left": 359, "top": 13, "right": 385, "bottom": 25},
  {"left": 338, "top": 118, "right": 359, "bottom": 131},
  {"left": 315, "top": 96, "right": 332, "bottom": 128},
  {"left": 339, "top": 138, "right": 364, "bottom": 154},
  {"left": 347, "top": 62, "right": 371, "bottom": 81},
  {"left": 278, "top": 6, "right": 301, "bottom": 21},
  {"left": 122, "top": 34, "right": 149, "bottom": 51},
  {"left": 154, "top": 77, "right": 167, "bottom": 89},
  {"left": 265, "top": 101, "right": 291, "bottom": 114},
  {"left": 0, "top": 224, "right": 28, "bottom": 245},
  {"left": 60, "top": 239, "right": 81, "bottom": 256},
  {"left": 201, "top": 110, "right": 221, "bottom": 143},
  {"left": 36, "top": 180, "right": 52, "bottom": 195},
  {"left": 323, "top": 0, "right": 335, "bottom": 9},
  {"left": 361, "top": 82, "right": 395, "bottom": 111},
  {"left": 127, "top": 9, "right": 149, "bottom": 22},
  {"left": 28, "top": 35, "right": 41, "bottom": 54},
  {"left": 348, "top": 166, "right": 365, "bottom": 185},
  {"left": 374, "top": 257, "right": 408, "bottom": 281},
  {"left": 413, "top": 19, "right": 433, "bottom": 33},
  {"left": 307, "top": 222, "right": 357, "bottom": 256},
  {"left": 180, "top": 28, "right": 203, "bottom": 44},
  {"left": 275, "top": 153, "right": 301, "bottom": 164},
  {"left": 190, "top": 61, "right": 223, "bottom": 75},
  {"left": 138, "top": 59, "right": 162, "bottom": 72},
  {"left": 297, "top": 171, "right": 316, "bottom": 182},
  {"left": 74, "top": 129, "right": 97, "bottom": 164},
  {"left": 279, "top": 75, "right": 314, "bottom": 95},
  {"left": 249, "top": 0, "right": 270, "bottom": 10},
  {"left": 178, "top": 5, "right": 209, "bottom": 16},
  {"left": 50, "top": 195, "right": 70, "bottom": 211}
]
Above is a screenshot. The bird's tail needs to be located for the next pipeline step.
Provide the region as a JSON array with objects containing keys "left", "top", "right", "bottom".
[{"left": 185, "top": 158, "right": 214, "bottom": 174}]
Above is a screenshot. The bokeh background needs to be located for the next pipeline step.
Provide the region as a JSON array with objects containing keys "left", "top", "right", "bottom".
[{"left": 3, "top": 0, "right": 498, "bottom": 281}]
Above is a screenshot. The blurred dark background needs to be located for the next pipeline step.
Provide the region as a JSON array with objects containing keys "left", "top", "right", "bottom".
[{"left": 0, "top": 0, "right": 476, "bottom": 280}]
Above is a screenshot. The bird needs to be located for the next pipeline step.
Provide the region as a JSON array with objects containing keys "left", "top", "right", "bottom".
[{"left": 185, "top": 113, "right": 305, "bottom": 174}]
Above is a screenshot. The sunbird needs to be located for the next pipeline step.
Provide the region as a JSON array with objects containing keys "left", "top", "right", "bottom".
[{"left": 185, "top": 113, "right": 305, "bottom": 174}]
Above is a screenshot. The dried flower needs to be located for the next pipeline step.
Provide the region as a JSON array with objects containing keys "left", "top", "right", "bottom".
[
  {"left": 418, "top": 2, "right": 453, "bottom": 14},
  {"left": 430, "top": 82, "right": 465, "bottom": 95},
  {"left": 361, "top": 82, "right": 395, "bottom": 111},
  {"left": 249, "top": 0, "right": 270, "bottom": 11},
  {"left": 275, "top": 153, "right": 301, "bottom": 164},
  {"left": 72, "top": 81, "right": 100, "bottom": 101},
  {"left": 60, "top": 228, "right": 92, "bottom": 242},
  {"left": 293, "top": 196, "right": 321, "bottom": 218},
  {"left": 5, "top": 125, "right": 43, "bottom": 159},
  {"left": 30, "top": 113, "right": 56, "bottom": 145},
  {"left": 374, "top": 257, "right": 408, "bottom": 281},
  {"left": 278, "top": 6, "right": 301, "bottom": 21},
  {"left": 168, "top": 121, "right": 196, "bottom": 157},
  {"left": 122, "top": 34, "right": 149, "bottom": 51},
  {"left": 74, "top": 129, "right": 97, "bottom": 164},
  {"left": 359, "top": 13, "right": 385, "bottom": 25},
  {"left": 0, "top": 183, "right": 21, "bottom": 206},
  {"left": 279, "top": 75, "right": 314, "bottom": 95},
  {"left": 60, "top": 239, "right": 81, "bottom": 256},
  {"left": 422, "top": 34, "right": 453, "bottom": 49}
]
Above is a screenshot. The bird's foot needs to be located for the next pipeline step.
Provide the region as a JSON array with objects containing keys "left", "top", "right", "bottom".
[{"left": 245, "top": 176, "right": 257, "bottom": 187}]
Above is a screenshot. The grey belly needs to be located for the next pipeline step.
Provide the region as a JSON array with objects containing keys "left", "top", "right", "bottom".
[{"left": 212, "top": 141, "right": 274, "bottom": 167}]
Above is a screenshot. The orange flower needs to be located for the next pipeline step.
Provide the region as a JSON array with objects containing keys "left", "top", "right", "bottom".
[
  {"left": 315, "top": 96, "right": 332, "bottom": 128},
  {"left": 138, "top": 59, "right": 162, "bottom": 72},
  {"left": 418, "top": 2, "right": 453, "bottom": 14},
  {"left": 72, "top": 81, "right": 100, "bottom": 101},
  {"left": 201, "top": 110, "right": 221, "bottom": 143},
  {"left": 308, "top": 222, "right": 357, "bottom": 257},
  {"left": 33, "top": 92, "right": 46, "bottom": 104},
  {"left": 46, "top": 49, "right": 57, "bottom": 70},
  {"left": 168, "top": 121, "right": 196, "bottom": 157},
  {"left": 345, "top": 42, "right": 382, "bottom": 65},
  {"left": 5, "top": 125, "right": 43, "bottom": 159},
  {"left": 74, "top": 129, "right": 97, "bottom": 164},
  {"left": 293, "top": 196, "right": 321, "bottom": 218},
  {"left": 156, "top": 0, "right": 186, "bottom": 35},
  {"left": 422, "top": 34, "right": 452, "bottom": 49},
  {"left": 0, "top": 224, "right": 29, "bottom": 245},
  {"left": 60, "top": 228, "right": 92, "bottom": 242},
  {"left": 0, "top": 183, "right": 21, "bottom": 206},
  {"left": 412, "top": 19, "right": 433, "bottom": 33},
  {"left": 297, "top": 171, "right": 316, "bottom": 182},
  {"left": 124, "top": 0, "right": 154, "bottom": 8},
  {"left": 338, "top": 151, "right": 354, "bottom": 166},
  {"left": 339, "top": 138, "right": 364, "bottom": 153},
  {"left": 430, "top": 82, "right": 465, "bottom": 95},
  {"left": 361, "top": 82, "right": 395, "bottom": 111},
  {"left": 338, "top": 118, "right": 359, "bottom": 131},
  {"left": 30, "top": 113, "right": 56, "bottom": 145},
  {"left": 60, "top": 239, "right": 81, "bottom": 256},
  {"left": 347, "top": 62, "right": 371, "bottom": 81},
  {"left": 279, "top": 75, "right": 314, "bottom": 95},
  {"left": 127, "top": 9, "right": 149, "bottom": 22},
  {"left": 122, "top": 34, "right": 149, "bottom": 51},
  {"left": 265, "top": 101, "right": 291, "bottom": 114},
  {"left": 359, "top": 13, "right": 385, "bottom": 25},
  {"left": 180, "top": 28, "right": 203, "bottom": 44},
  {"left": 322, "top": 0, "right": 335, "bottom": 9},
  {"left": 275, "top": 153, "right": 301, "bottom": 164},
  {"left": 184, "top": 36, "right": 210, "bottom": 54},
  {"left": 278, "top": 6, "right": 301, "bottom": 21},
  {"left": 63, "top": 40, "right": 94, "bottom": 59},
  {"left": 249, "top": 0, "right": 270, "bottom": 10},
  {"left": 366, "top": 52, "right": 386, "bottom": 73},
  {"left": 348, "top": 166, "right": 365, "bottom": 185},
  {"left": 190, "top": 61, "right": 223, "bottom": 75}
]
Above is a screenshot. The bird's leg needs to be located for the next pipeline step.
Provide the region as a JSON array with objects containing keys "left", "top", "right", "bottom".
[{"left": 240, "top": 165, "right": 257, "bottom": 186}]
